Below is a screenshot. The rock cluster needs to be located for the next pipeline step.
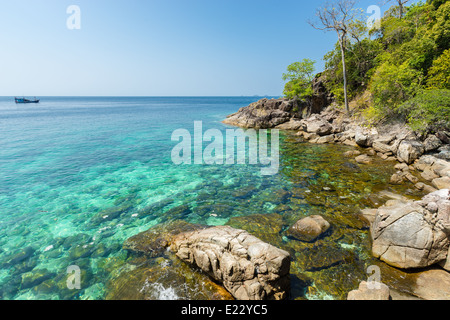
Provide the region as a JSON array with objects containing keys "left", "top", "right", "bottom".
[{"left": 170, "top": 225, "right": 291, "bottom": 300}]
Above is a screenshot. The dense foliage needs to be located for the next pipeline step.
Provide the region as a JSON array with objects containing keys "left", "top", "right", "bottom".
[
  {"left": 286, "top": 0, "right": 449, "bottom": 133},
  {"left": 282, "top": 59, "right": 316, "bottom": 99}
]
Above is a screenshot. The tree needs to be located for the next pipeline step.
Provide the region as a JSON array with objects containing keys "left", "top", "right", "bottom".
[
  {"left": 309, "top": 0, "right": 362, "bottom": 114},
  {"left": 282, "top": 59, "right": 316, "bottom": 99},
  {"left": 387, "top": 0, "right": 412, "bottom": 19},
  {"left": 427, "top": 49, "right": 450, "bottom": 90}
]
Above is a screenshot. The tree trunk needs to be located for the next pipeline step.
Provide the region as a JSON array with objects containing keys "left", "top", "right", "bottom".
[{"left": 339, "top": 35, "right": 349, "bottom": 114}]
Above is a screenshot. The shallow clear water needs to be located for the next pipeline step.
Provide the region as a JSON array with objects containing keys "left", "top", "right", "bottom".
[{"left": 0, "top": 97, "right": 423, "bottom": 300}]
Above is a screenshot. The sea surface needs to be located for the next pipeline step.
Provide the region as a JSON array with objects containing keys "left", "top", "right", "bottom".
[{"left": 0, "top": 96, "right": 424, "bottom": 300}]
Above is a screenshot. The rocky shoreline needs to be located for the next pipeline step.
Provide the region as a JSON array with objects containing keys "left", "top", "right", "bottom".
[
  {"left": 222, "top": 97, "right": 450, "bottom": 300},
  {"left": 114, "top": 97, "right": 449, "bottom": 301}
]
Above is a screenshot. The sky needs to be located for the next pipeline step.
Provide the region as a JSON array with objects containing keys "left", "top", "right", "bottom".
[{"left": 0, "top": 0, "right": 412, "bottom": 96}]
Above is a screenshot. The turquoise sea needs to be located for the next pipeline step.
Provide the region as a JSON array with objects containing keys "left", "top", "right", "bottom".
[{"left": 0, "top": 96, "right": 422, "bottom": 300}]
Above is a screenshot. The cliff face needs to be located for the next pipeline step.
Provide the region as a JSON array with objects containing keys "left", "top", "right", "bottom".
[{"left": 223, "top": 75, "right": 333, "bottom": 129}]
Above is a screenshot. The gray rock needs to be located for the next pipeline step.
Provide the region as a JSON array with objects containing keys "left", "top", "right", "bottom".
[
  {"left": 170, "top": 225, "right": 291, "bottom": 300},
  {"left": 397, "top": 140, "right": 425, "bottom": 164},
  {"left": 305, "top": 116, "right": 333, "bottom": 136},
  {"left": 423, "top": 134, "right": 442, "bottom": 152}
]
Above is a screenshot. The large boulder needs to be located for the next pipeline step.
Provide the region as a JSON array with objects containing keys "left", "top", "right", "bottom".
[
  {"left": 355, "top": 128, "right": 378, "bottom": 148},
  {"left": 170, "top": 225, "right": 291, "bottom": 300},
  {"left": 397, "top": 140, "right": 425, "bottom": 165},
  {"left": 423, "top": 134, "right": 443, "bottom": 152},
  {"left": 305, "top": 116, "right": 333, "bottom": 136},
  {"left": 371, "top": 190, "right": 450, "bottom": 269}
]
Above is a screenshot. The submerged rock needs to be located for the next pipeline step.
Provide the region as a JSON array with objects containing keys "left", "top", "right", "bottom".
[
  {"left": 123, "top": 220, "right": 205, "bottom": 257},
  {"left": 286, "top": 215, "right": 331, "bottom": 242},
  {"left": 106, "top": 257, "right": 234, "bottom": 300}
]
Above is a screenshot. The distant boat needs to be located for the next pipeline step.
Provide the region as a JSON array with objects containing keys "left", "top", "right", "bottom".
[{"left": 15, "top": 97, "right": 40, "bottom": 104}]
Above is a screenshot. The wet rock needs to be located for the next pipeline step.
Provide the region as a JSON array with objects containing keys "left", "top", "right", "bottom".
[
  {"left": 287, "top": 215, "right": 331, "bottom": 242},
  {"left": 232, "top": 185, "right": 257, "bottom": 199},
  {"left": 164, "top": 204, "right": 192, "bottom": 220},
  {"left": 90, "top": 203, "right": 133, "bottom": 225},
  {"left": 170, "top": 225, "right": 291, "bottom": 300},
  {"left": 123, "top": 220, "right": 205, "bottom": 258},
  {"left": 294, "top": 242, "right": 355, "bottom": 272},
  {"left": 106, "top": 257, "right": 234, "bottom": 300},
  {"left": 343, "top": 150, "right": 361, "bottom": 157},
  {"left": 355, "top": 154, "right": 372, "bottom": 164},
  {"left": 2, "top": 246, "right": 35, "bottom": 268},
  {"left": 347, "top": 281, "right": 391, "bottom": 300},
  {"left": 226, "top": 213, "right": 286, "bottom": 247},
  {"left": 342, "top": 161, "right": 361, "bottom": 172},
  {"left": 21, "top": 269, "right": 56, "bottom": 290}
]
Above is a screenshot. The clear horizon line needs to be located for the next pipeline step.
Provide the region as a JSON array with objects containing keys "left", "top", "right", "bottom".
[{"left": 2, "top": 95, "right": 281, "bottom": 98}]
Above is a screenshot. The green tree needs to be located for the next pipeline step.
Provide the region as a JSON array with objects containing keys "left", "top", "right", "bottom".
[
  {"left": 282, "top": 59, "right": 316, "bottom": 99},
  {"left": 398, "top": 89, "right": 450, "bottom": 133},
  {"left": 370, "top": 60, "right": 422, "bottom": 115},
  {"left": 427, "top": 49, "right": 450, "bottom": 89}
]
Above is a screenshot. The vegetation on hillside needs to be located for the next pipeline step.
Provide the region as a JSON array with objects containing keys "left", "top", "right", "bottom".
[{"left": 283, "top": 0, "right": 450, "bottom": 134}]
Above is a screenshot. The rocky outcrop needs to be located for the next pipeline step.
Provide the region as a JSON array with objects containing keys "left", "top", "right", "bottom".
[
  {"left": 170, "top": 225, "right": 291, "bottom": 300},
  {"left": 286, "top": 215, "right": 331, "bottom": 242},
  {"left": 223, "top": 98, "right": 300, "bottom": 129},
  {"left": 223, "top": 76, "right": 333, "bottom": 130},
  {"left": 370, "top": 189, "right": 450, "bottom": 269}
]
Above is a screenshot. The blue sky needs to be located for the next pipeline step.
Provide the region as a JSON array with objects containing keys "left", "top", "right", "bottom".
[{"left": 0, "top": 0, "right": 410, "bottom": 96}]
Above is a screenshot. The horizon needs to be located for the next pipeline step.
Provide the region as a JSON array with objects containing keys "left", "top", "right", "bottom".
[{"left": 0, "top": 0, "right": 418, "bottom": 97}]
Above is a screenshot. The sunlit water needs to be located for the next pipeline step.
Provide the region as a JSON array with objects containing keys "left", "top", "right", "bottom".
[{"left": 0, "top": 97, "right": 424, "bottom": 300}]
